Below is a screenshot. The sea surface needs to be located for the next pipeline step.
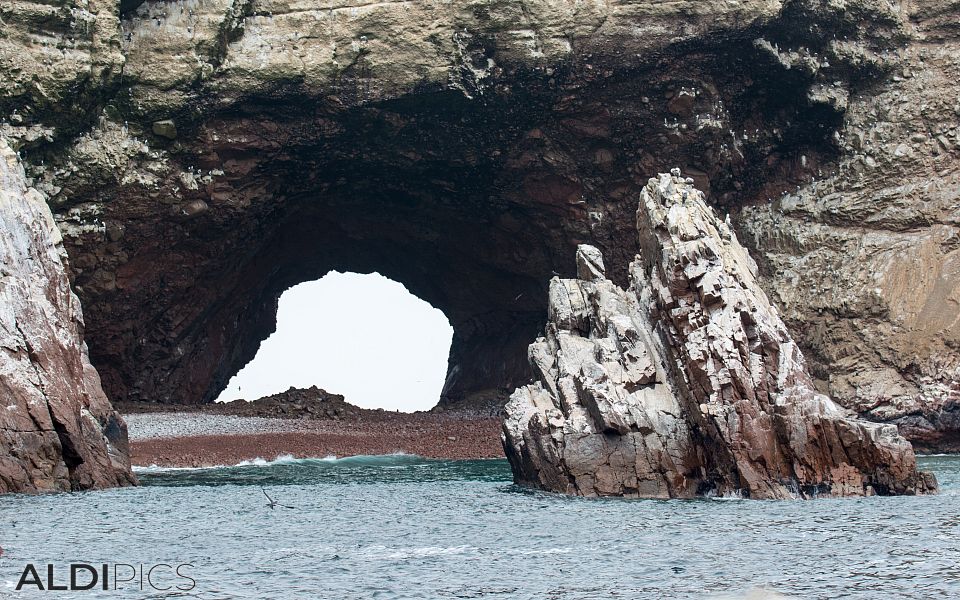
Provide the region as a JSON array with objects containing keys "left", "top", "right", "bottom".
[{"left": 2, "top": 454, "right": 959, "bottom": 599}]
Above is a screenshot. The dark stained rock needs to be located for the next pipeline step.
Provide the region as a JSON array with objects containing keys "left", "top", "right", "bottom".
[
  {"left": 502, "top": 173, "right": 937, "bottom": 499},
  {"left": 215, "top": 386, "right": 361, "bottom": 420},
  {"left": 123, "top": 384, "right": 510, "bottom": 422},
  {"left": 0, "top": 138, "right": 136, "bottom": 493},
  {"left": 121, "top": 385, "right": 363, "bottom": 421}
]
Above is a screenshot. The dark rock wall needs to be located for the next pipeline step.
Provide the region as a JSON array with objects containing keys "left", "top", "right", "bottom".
[{"left": 33, "top": 35, "right": 859, "bottom": 410}]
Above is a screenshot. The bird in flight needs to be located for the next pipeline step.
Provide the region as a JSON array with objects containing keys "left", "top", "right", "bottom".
[{"left": 261, "top": 487, "right": 295, "bottom": 509}]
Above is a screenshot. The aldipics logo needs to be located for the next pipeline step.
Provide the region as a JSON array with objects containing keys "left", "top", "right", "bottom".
[{"left": 14, "top": 563, "right": 195, "bottom": 592}]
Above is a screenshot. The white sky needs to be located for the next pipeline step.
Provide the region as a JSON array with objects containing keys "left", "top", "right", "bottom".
[{"left": 215, "top": 272, "right": 454, "bottom": 412}]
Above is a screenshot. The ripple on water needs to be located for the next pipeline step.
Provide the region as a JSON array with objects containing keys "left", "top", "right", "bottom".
[{"left": 0, "top": 456, "right": 958, "bottom": 599}]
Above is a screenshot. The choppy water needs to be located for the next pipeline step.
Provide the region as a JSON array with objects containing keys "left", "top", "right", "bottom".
[{"left": 2, "top": 454, "right": 959, "bottom": 599}]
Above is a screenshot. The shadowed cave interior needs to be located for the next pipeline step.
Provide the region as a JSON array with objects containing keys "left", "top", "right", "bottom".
[{"left": 62, "top": 35, "right": 847, "bottom": 412}]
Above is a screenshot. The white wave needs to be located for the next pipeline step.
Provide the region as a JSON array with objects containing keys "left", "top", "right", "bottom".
[
  {"left": 704, "top": 488, "right": 746, "bottom": 501},
  {"left": 363, "top": 544, "right": 573, "bottom": 561},
  {"left": 499, "top": 547, "right": 572, "bottom": 556},
  {"left": 234, "top": 453, "right": 321, "bottom": 467},
  {"left": 133, "top": 453, "right": 328, "bottom": 472},
  {"left": 383, "top": 545, "right": 475, "bottom": 559},
  {"left": 133, "top": 451, "right": 429, "bottom": 472},
  {"left": 132, "top": 464, "right": 215, "bottom": 473}
]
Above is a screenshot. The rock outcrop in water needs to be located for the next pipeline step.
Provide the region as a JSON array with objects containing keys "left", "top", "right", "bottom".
[
  {"left": 502, "top": 173, "right": 937, "bottom": 498},
  {"left": 0, "top": 139, "right": 135, "bottom": 493}
]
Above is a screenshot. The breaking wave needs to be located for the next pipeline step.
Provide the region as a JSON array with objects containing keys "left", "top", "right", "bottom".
[
  {"left": 133, "top": 451, "right": 419, "bottom": 472},
  {"left": 134, "top": 454, "right": 512, "bottom": 487}
]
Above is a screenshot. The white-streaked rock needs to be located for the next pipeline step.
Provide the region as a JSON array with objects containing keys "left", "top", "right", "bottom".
[
  {"left": 0, "top": 138, "right": 136, "bottom": 493},
  {"left": 502, "top": 174, "right": 937, "bottom": 499}
]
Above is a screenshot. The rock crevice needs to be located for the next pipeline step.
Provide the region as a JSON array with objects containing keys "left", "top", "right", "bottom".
[{"left": 502, "top": 173, "right": 936, "bottom": 498}]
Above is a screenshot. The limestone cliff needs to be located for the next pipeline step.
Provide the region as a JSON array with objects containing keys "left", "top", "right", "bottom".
[
  {"left": 502, "top": 174, "right": 936, "bottom": 498},
  {"left": 0, "top": 138, "right": 135, "bottom": 493}
]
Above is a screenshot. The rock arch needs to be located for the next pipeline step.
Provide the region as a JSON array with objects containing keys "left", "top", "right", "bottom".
[{"left": 62, "top": 46, "right": 846, "bottom": 410}]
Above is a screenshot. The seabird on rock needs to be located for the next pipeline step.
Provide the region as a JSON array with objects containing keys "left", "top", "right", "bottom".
[{"left": 261, "top": 487, "right": 295, "bottom": 510}]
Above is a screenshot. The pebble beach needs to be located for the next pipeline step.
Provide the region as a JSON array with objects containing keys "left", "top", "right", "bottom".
[{"left": 124, "top": 410, "right": 505, "bottom": 468}]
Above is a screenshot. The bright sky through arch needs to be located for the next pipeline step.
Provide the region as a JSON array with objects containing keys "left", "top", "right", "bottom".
[{"left": 215, "top": 272, "right": 454, "bottom": 412}]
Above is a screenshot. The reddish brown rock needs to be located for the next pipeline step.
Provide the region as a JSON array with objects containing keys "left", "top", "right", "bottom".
[
  {"left": 127, "top": 413, "right": 504, "bottom": 467},
  {"left": 120, "top": 385, "right": 362, "bottom": 420},
  {"left": 502, "top": 173, "right": 936, "bottom": 499},
  {"left": 0, "top": 138, "right": 135, "bottom": 493}
]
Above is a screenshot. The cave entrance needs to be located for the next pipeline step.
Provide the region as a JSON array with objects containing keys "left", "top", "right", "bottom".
[
  {"left": 80, "top": 134, "right": 580, "bottom": 413},
  {"left": 215, "top": 272, "right": 454, "bottom": 412},
  {"left": 71, "top": 45, "right": 842, "bottom": 414}
]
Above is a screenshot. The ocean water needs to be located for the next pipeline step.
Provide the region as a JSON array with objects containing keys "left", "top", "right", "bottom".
[{"left": 2, "top": 454, "right": 959, "bottom": 599}]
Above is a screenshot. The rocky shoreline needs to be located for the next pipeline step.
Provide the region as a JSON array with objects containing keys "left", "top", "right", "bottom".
[{"left": 124, "top": 407, "right": 503, "bottom": 468}]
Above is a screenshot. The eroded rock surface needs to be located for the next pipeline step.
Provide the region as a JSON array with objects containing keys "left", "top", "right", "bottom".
[
  {"left": 0, "top": 0, "right": 957, "bottom": 452},
  {"left": 0, "top": 138, "right": 135, "bottom": 493},
  {"left": 736, "top": 4, "right": 960, "bottom": 452},
  {"left": 503, "top": 174, "right": 936, "bottom": 498},
  {"left": 2, "top": 0, "right": 950, "bottom": 416}
]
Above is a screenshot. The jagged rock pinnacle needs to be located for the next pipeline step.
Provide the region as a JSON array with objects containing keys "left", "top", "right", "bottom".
[{"left": 502, "top": 173, "right": 937, "bottom": 499}]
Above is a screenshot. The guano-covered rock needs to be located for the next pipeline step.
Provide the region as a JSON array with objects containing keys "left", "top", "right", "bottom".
[{"left": 502, "top": 173, "right": 937, "bottom": 499}]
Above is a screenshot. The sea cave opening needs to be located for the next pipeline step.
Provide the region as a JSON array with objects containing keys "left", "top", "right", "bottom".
[
  {"left": 215, "top": 272, "right": 454, "bottom": 412},
  {"left": 67, "top": 46, "right": 846, "bottom": 418}
]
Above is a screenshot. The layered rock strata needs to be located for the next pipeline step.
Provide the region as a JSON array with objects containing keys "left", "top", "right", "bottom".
[
  {"left": 502, "top": 173, "right": 936, "bottom": 498},
  {"left": 0, "top": 138, "right": 135, "bottom": 493},
  {"left": 736, "top": 8, "right": 960, "bottom": 452}
]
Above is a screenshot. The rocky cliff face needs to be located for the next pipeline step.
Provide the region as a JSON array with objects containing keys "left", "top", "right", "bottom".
[
  {"left": 0, "top": 0, "right": 957, "bottom": 453},
  {"left": 736, "top": 3, "right": 960, "bottom": 452},
  {"left": 503, "top": 173, "right": 936, "bottom": 498},
  {"left": 0, "top": 138, "right": 135, "bottom": 493}
]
